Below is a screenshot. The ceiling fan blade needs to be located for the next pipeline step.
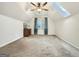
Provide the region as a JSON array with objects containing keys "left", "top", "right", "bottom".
[
  {"left": 37, "top": 2, "right": 41, "bottom": 7},
  {"left": 31, "top": 9, "right": 36, "bottom": 11},
  {"left": 42, "top": 2, "right": 47, "bottom": 7},
  {"left": 31, "top": 2, "right": 36, "bottom": 7},
  {"left": 42, "top": 9, "right": 48, "bottom": 11}
]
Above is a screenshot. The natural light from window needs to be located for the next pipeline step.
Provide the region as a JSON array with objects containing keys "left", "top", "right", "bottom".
[{"left": 53, "top": 2, "right": 71, "bottom": 17}]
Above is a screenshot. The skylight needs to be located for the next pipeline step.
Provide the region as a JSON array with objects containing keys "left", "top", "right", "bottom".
[{"left": 53, "top": 2, "right": 71, "bottom": 17}]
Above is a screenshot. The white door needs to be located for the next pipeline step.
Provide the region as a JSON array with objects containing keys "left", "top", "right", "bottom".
[{"left": 38, "top": 29, "right": 44, "bottom": 35}]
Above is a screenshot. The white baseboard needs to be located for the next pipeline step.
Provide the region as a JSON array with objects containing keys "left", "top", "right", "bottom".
[
  {"left": 56, "top": 35, "right": 79, "bottom": 50},
  {"left": 0, "top": 36, "right": 23, "bottom": 48}
]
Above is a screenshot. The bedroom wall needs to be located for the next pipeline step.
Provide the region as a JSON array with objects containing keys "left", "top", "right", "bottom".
[
  {"left": 55, "top": 13, "right": 79, "bottom": 49},
  {"left": 0, "top": 15, "right": 23, "bottom": 47}
]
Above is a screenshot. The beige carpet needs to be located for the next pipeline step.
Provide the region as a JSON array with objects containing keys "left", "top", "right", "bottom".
[{"left": 0, "top": 35, "right": 79, "bottom": 57}]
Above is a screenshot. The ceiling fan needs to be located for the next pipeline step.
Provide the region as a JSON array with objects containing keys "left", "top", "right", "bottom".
[{"left": 30, "top": 2, "right": 48, "bottom": 12}]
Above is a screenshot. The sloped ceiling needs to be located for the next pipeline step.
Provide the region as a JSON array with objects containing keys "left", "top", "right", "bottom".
[
  {"left": 0, "top": 2, "right": 79, "bottom": 22},
  {"left": 0, "top": 2, "right": 33, "bottom": 21},
  {"left": 52, "top": 2, "right": 79, "bottom": 21}
]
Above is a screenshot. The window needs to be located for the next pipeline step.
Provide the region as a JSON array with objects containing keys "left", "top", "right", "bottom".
[
  {"left": 53, "top": 2, "right": 71, "bottom": 17},
  {"left": 36, "top": 19, "right": 44, "bottom": 29}
]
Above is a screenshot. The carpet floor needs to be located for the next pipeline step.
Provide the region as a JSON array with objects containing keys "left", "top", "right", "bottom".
[{"left": 0, "top": 35, "right": 79, "bottom": 57}]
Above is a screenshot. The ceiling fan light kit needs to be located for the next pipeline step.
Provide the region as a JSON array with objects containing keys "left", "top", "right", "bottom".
[{"left": 30, "top": 2, "right": 48, "bottom": 12}]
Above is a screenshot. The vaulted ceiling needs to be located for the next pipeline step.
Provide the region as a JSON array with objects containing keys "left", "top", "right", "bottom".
[{"left": 0, "top": 2, "right": 79, "bottom": 22}]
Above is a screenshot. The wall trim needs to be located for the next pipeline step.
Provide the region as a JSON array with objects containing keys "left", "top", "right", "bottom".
[
  {"left": 0, "top": 36, "right": 23, "bottom": 48},
  {"left": 56, "top": 35, "right": 79, "bottom": 51}
]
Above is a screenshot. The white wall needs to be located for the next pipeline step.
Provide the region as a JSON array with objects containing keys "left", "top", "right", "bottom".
[
  {"left": 48, "top": 18, "right": 55, "bottom": 35},
  {"left": 55, "top": 13, "right": 79, "bottom": 49},
  {"left": 0, "top": 15, "right": 23, "bottom": 47}
]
